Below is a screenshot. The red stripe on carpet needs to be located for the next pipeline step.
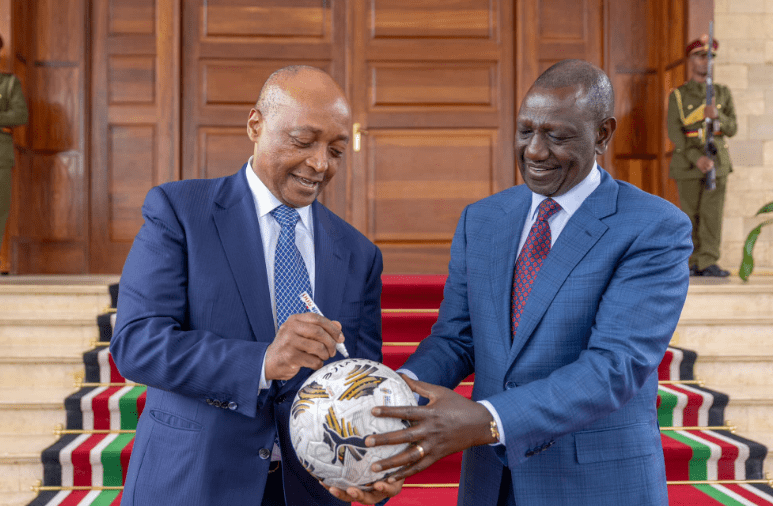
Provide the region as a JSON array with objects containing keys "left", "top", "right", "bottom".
[
  {"left": 120, "top": 437, "right": 134, "bottom": 484},
  {"left": 92, "top": 386, "right": 123, "bottom": 430},
  {"left": 694, "top": 431, "right": 740, "bottom": 480},
  {"left": 137, "top": 390, "right": 146, "bottom": 418},
  {"left": 381, "top": 275, "right": 446, "bottom": 309},
  {"left": 58, "top": 490, "right": 92, "bottom": 506},
  {"left": 661, "top": 433, "right": 694, "bottom": 481},
  {"left": 111, "top": 491, "right": 124, "bottom": 505},
  {"left": 405, "top": 452, "right": 463, "bottom": 485},
  {"left": 108, "top": 353, "right": 124, "bottom": 383},
  {"left": 382, "top": 346, "right": 415, "bottom": 371},
  {"left": 667, "top": 485, "right": 727, "bottom": 505},
  {"left": 723, "top": 484, "right": 773, "bottom": 505},
  {"left": 72, "top": 434, "right": 107, "bottom": 486},
  {"left": 665, "top": 385, "right": 706, "bottom": 427},
  {"left": 659, "top": 350, "right": 675, "bottom": 381}
]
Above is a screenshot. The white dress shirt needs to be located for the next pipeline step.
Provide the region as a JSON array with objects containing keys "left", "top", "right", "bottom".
[{"left": 244, "top": 158, "right": 316, "bottom": 390}]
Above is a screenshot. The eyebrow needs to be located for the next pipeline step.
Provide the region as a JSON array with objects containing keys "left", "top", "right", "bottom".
[{"left": 290, "top": 126, "right": 349, "bottom": 143}]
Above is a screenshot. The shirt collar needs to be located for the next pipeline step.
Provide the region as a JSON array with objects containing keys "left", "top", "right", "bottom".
[
  {"left": 529, "top": 161, "right": 601, "bottom": 220},
  {"left": 245, "top": 157, "right": 313, "bottom": 230}
]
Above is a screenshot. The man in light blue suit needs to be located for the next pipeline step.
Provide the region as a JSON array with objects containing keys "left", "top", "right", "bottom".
[
  {"left": 111, "top": 66, "right": 398, "bottom": 505},
  {"left": 367, "top": 60, "right": 692, "bottom": 505}
]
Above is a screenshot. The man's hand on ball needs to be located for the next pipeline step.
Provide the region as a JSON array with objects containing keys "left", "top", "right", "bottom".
[
  {"left": 365, "top": 376, "right": 495, "bottom": 482},
  {"left": 264, "top": 313, "right": 344, "bottom": 381},
  {"left": 324, "top": 478, "right": 404, "bottom": 504}
]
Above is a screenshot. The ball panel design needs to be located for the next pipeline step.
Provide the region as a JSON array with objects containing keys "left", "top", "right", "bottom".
[{"left": 289, "top": 358, "right": 417, "bottom": 490}]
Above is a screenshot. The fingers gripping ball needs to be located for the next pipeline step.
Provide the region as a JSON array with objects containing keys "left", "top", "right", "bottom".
[{"left": 289, "top": 358, "right": 417, "bottom": 490}]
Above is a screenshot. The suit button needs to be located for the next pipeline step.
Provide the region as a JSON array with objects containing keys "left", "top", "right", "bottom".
[
  {"left": 276, "top": 395, "right": 286, "bottom": 404},
  {"left": 259, "top": 448, "right": 271, "bottom": 460},
  {"left": 505, "top": 382, "right": 516, "bottom": 389},
  {"left": 228, "top": 401, "right": 238, "bottom": 410},
  {"left": 206, "top": 399, "right": 213, "bottom": 405},
  {"left": 212, "top": 400, "right": 222, "bottom": 408},
  {"left": 525, "top": 450, "right": 535, "bottom": 457}
]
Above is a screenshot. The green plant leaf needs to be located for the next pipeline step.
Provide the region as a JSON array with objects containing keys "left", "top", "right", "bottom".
[
  {"left": 739, "top": 218, "right": 773, "bottom": 281},
  {"left": 756, "top": 201, "right": 773, "bottom": 216}
]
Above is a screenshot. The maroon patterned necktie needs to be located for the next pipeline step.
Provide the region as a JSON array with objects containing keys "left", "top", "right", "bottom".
[{"left": 511, "top": 198, "right": 562, "bottom": 338}]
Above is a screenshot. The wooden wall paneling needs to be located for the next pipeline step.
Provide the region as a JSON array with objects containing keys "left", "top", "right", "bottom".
[
  {"left": 90, "top": 0, "right": 181, "bottom": 273},
  {"left": 351, "top": 0, "right": 512, "bottom": 274},
  {"left": 662, "top": 0, "right": 687, "bottom": 206},
  {"left": 8, "top": 0, "right": 88, "bottom": 273},
  {"left": 515, "top": 0, "right": 603, "bottom": 182},
  {"left": 181, "top": 0, "right": 342, "bottom": 196}
]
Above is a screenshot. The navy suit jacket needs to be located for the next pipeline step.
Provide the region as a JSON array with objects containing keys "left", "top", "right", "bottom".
[
  {"left": 111, "top": 166, "right": 383, "bottom": 505},
  {"left": 402, "top": 168, "right": 692, "bottom": 505}
]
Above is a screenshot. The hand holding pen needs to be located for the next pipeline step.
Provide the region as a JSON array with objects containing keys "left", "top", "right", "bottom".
[{"left": 300, "top": 292, "right": 350, "bottom": 358}]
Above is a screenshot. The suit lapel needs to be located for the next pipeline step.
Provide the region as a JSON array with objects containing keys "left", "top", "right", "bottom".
[
  {"left": 509, "top": 169, "right": 618, "bottom": 360},
  {"left": 213, "top": 164, "right": 275, "bottom": 344},
  {"left": 490, "top": 187, "right": 531, "bottom": 352}
]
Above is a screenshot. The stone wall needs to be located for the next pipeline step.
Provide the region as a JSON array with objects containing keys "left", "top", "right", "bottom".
[{"left": 714, "top": 0, "right": 773, "bottom": 273}]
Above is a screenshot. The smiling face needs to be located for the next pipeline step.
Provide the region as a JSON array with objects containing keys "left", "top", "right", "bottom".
[
  {"left": 515, "top": 84, "right": 615, "bottom": 197},
  {"left": 248, "top": 70, "right": 351, "bottom": 208}
]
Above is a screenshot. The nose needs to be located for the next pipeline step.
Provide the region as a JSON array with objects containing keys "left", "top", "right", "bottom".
[
  {"left": 306, "top": 146, "right": 329, "bottom": 173},
  {"left": 524, "top": 133, "right": 548, "bottom": 161}
]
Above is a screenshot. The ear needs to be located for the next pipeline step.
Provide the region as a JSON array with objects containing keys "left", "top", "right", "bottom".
[
  {"left": 595, "top": 117, "right": 617, "bottom": 156},
  {"left": 247, "top": 108, "right": 263, "bottom": 143}
]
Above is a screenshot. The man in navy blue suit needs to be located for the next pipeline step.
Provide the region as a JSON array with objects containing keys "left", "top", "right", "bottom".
[
  {"left": 366, "top": 60, "right": 693, "bottom": 505},
  {"left": 112, "top": 66, "right": 400, "bottom": 505}
]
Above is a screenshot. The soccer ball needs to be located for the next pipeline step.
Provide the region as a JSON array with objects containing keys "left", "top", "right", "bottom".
[{"left": 289, "top": 358, "right": 417, "bottom": 490}]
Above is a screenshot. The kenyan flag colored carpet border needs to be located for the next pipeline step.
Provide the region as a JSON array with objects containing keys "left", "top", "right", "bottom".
[{"left": 26, "top": 277, "right": 773, "bottom": 506}]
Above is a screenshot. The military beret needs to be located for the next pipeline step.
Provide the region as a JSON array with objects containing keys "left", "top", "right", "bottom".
[{"left": 686, "top": 34, "right": 719, "bottom": 56}]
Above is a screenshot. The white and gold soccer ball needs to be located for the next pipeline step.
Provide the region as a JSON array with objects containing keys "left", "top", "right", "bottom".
[{"left": 289, "top": 358, "right": 417, "bottom": 490}]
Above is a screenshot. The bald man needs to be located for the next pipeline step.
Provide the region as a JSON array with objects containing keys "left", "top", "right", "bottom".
[
  {"left": 367, "top": 60, "right": 692, "bottom": 505},
  {"left": 112, "top": 66, "right": 392, "bottom": 505}
]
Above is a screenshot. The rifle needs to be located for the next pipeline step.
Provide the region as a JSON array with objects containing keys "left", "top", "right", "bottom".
[{"left": 704, "top": 21, "right": 717, "bottom": 191}]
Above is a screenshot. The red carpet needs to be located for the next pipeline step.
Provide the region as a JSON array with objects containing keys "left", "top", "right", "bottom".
[{"left": 27, "top": 275, "right": 773, "bottom": 505}]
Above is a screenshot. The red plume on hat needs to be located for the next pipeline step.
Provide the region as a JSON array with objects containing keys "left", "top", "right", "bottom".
[{"left": 686, "top": 34, "right": 719, "bottom": 56}]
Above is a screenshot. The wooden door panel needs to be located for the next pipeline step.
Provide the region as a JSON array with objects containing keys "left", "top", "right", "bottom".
[
  {"left": 368, "top": 130, "right": 496, "bottom": 242},
  {"left": 90, "top": 0, "right": 180, "bottom": 273},
  {"left": 196, "top": 128, "right": 254, "bottom": 180},
  {"left": 203, "top": 0, "right": 329, "bottom": 39},
  {"left": 353, "top": 0, "right": 512, "bottom": 274}
]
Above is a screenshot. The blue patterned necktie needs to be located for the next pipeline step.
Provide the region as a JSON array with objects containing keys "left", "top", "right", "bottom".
[
  {"left": 511, "top": 198, "right": 562, "bottom": 339},
  {"left": 271, "top": 205, "right": 313, "bottom": 328}
]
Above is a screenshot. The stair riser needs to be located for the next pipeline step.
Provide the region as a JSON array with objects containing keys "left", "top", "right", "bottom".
[
  {"left": 675, "top": 324, "right": 773, "bottom": 354},
  {"left": 0, "top": 407, "right": 65, "bottom": 434},
  {"left": 0, "top": 363, "right": 82, "bottom": 390},
  {"left": 724, "top": 405, "right": 773, "bottom": 434},
  {"left": 0, "top": 492, "right": 38, "bottom": 506},
  {"left": 0, "top": 293, "right": 110, "bottom": 320},
  {"left": 681, "top": 293, "right": 773, "bottom": 320},
  {"left": 0, "top": 324, "right": 98, "bottom": 348},
  {"left": 0, "top": 461, "right": 42, "bottom": 493},
  {"left": 694, "top": 361, "right": 773, "bottom": 387}
]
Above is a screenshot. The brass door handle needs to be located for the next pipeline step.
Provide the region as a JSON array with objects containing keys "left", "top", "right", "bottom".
[{"left": 353, "top": 122, "right": 368, "bottom": 152}]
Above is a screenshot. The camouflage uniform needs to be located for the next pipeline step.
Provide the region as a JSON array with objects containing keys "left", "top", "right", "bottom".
[
  {"left": 667, "top": 79, "right": 737, "bottom": 271},
  {"left": 0, "top": 72, "right": 28, "bottom": 252}
]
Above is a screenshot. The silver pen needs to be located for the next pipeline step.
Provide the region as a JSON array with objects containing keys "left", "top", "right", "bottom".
[{"left": 299, "top": 292, "right": 350, "bottom": 358}]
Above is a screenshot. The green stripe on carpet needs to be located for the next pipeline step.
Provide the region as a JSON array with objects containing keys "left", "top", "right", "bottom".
[
  {"left": 662, "top": 430, "right": 711, "bottom": 480},
  {"left": 87, "top": 490, "right": 121, "bottom": 506},
  {"left": 658, "top": 387, "right": 678, "bottom": 426},
  {"left": 119, "top": 386, "right": 146, "bottom": 430},
  {"left": 694, "top": 484, "right": 749, "bottom": 506},
  {"left": 101, "top": 434, "right": 133, "bottom": 486}
]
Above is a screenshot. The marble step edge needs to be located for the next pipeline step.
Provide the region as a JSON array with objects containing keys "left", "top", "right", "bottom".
[
  {"left": 676, "top": 316, "right": 773, "bottom": 326},
  {"left": 0, "top": 355, "right": 84, "bottom": 365},
  {"left": 0, "top": 387, "right": 76, "bottom": 406},
  {"left": 696, "top": 353, "right": 773, "bottom": 362},
  {"left": 0, "top": 316, "right": 98, "bottom": 326},
  {"left": 0, "top": 433, "right": 54, "bottom": 464},
  {"left": 0, "top": 491, "right": 38, "bottom": 506}
]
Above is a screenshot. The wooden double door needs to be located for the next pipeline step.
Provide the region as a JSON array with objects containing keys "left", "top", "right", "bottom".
[{"left": 7, "top": 0, "right": 693, "bottom": 274}]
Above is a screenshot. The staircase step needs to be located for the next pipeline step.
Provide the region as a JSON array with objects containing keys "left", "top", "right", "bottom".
[
  {"left": 675, "top": 318, "right": 773, "bottom": 355},
  {"left": 382, "top": 275, "right": 446, "bottom": 309},
  {"left": 0, "top": 356, "right": 83, "bottom": 390},
  {"left": 694, "top": 353, "right": 773, "bottom": 387},
  {"left": 0, "top": 318, "right": 99, "bottom": 348},
  {"left": 682, "top": 277, "right": 773, "bottom": 320},
  {"left": 0, "top": 491, "right": 39, "bottom": 506},
  {"left": 0, "top": 434, "right": 54, "bottom": 494},
  {"left": 0, "top": 276, "right": 117, "bottom": 320},
  {"left": 0, "top": 388, "right": 71, "bottom": 433}
]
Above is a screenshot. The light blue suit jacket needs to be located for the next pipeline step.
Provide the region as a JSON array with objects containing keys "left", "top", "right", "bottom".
[
  {"left": 402, "top": 168, "right": 692, "bottom": 505},
  {"left": 111, "top": 166, "right": 383, "bottom": 505}
]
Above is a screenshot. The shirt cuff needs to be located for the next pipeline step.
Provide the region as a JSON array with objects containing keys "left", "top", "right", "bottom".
[
  {"left": 396, "top": 368, "right": 421, "bottom": 404},
  {"left": 478, "top": 399, "right": 505, "bottom": 447},
  {"left": 259, "top": 350, "right": 272, "bottom": 393}
]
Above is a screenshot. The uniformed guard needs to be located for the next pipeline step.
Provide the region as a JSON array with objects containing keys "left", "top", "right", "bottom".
[
  {"left": 668, "top": 34, "right": 737, "bottom": 277},
  {"left": 0, "top": 34, "right": 29, "bottom": 265}
]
